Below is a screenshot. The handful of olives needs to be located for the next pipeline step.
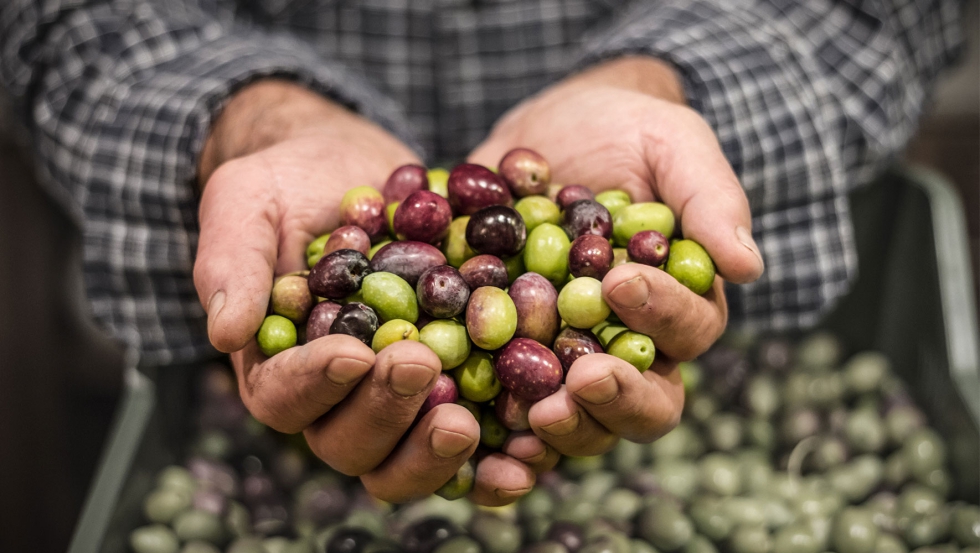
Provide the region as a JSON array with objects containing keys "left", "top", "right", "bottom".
[{"left": 253, "top": 148, "right": 717, "bottom": 497}]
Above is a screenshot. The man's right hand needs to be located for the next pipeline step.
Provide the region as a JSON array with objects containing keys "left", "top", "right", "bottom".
[{"left": 193, "top": 81, "right": 555, "bottom": 504}]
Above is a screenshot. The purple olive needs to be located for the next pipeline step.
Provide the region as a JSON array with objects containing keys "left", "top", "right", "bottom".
[
  {"left": 546, "top": 522, "right": 585, "bottom": 553},
  {"left": 369, "top": 241, "right": 447, "bottom": 288},
  {"left": 562, "top": 199, "right": 612, "bottom": 239},
  {"left": 419, "top": 373, "right": 459, "bottom": 418},
  {"left": 393, "top": 190, "right": 453, "bottom": 245},
  {"left": 447, "top": 163, "right": 512, "bottom": 215},
  {"left": 309, "top": 249, "right": 373, "bottom": 299},
  {"left": 568, "top": 234, "right": 614, "bottom": 279},
  {"left": 555, "top": 185, "right": 595, "bottom": 210},
  {"left": 458, "top": 255, "right": 509, "bottom": 290},
  {"left": 494, "top": 338, "right": 563, "bottom": 401},
  {"left": 383, "top": 164, "right": 429, "bottom": 204},
  {"left": 553, "top": 327, "right": 604, "bottom": 374},
  {"left": 416, "top": 265, "right": 470, "bottom": 318},
  {"left": 508, "top": 272, "right": 560, "bottom": 346},
  {"left": 306, "top": 301, "right": 343, "bottom": 342},
  {"left": 494, "top": 390, "right": 533, "bottom": 431},
  {"left": 498, "top": 148, "right": 551, "bottom": 197},
  {"left": 340, "top": 186, "right": 388, "bottom": 243},
  {"left": 627, "top": 230, "right": 670, "bottom": 267},
  {"left": 328, "top": 302, "right": 379, "bottom": 346},
  {"left": 324, "top": 225, "right": 372, "bottom": 257},
  {"left": 465, "top": 205, "right": 527, "bottom": 258}
]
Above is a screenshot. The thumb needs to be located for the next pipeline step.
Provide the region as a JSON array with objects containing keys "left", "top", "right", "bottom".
[
  {"left": 648, "top": 108, "right": 764, "bottom": 284},
  {"left": 194, "top": 161, "right": 280, "bottom": 353}
]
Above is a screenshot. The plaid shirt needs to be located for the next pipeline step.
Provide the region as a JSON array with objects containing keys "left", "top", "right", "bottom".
[{"left": 0, "top": 0, "right": 962, "bottom": 365}]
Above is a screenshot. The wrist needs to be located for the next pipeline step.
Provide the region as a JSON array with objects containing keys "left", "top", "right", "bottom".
[
  {"left": 569, "top": 56, "right": 686, "bottom": 105},
  {"left": 199, "top": 80, "right": 356, "bottom": 184}
]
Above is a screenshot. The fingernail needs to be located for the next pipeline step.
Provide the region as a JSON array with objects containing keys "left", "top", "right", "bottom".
[
  {"left": 736, "top": 226, "right": 765, "bottom": 274},
  {"left": 206, "top": 290, "right": 226, "bottom": 340},
  {"left": 389, "top": 363, "right": 437, "bottom": 397},
  {"left": 495, "top": 487, "right": 532, "bottom": 499},
  {"left": 326, "top": 357, "right": 371, "bottom": 385},
  {"left": 430, "top": 428, "right": 475, "bottom": 458},
  {"left": 575, "top": 374, "right": 619, "bottom": 405},
  {"left": 540, "top": 412, "right": 580, "bottom": 436},
  {"left": 608, "top": 276, "right": 648, "bottom": 309}
]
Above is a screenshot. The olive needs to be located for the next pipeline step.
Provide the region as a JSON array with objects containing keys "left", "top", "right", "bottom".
[
  {"left": 384, "top": 164, "right": 429, "bottom": 204},
  {"left": 434, "top": 536, "right": 482, "bottom": 553},
  {"left": 637, "top": 503, "right": 695, "bottom": 551},
  {"left": 523, "top": 542, "right": 568, "bottom": 553},
  {"left": 600, "top": 488, "right": 642, "bottom": 522},
  {"left": 652, "top": 459, "right": 700, "bottom": 501},
  {"left": 181, "top": 542, "right": 222, "bottom": 553},
  {"left": 951, "top": 504, "right": 980, "bottom": 546},
  {"left": 650, "top": 422, "right": 703, "bottom": 460},
  {"left": 554, "top": 496, "right": 599, "bottom": 525},
  {"left": 224, "top": 501, "right": 252, "bottom": 538},
  {"left": 699, "top": 453, "right": 742, "bottom": 496},
  {"left": 479, "top": 409, "right": 510, "bottom": 449},
  {"left": 372, "top": 319, "right": 420, "bottom": 352},
  {"left": 796, "top": 332, "right": 842, "bottom": 370},
  {"left": 743, "top": 374, "right": 781, "bottom": 418},
  {"left": 257, "top": 314, "right": 298, "bottom": 357},
  {"left": 546, "top": 521, "right": 585, "bottom": 552},
  {"left": 329, "top": 527, "right": 377, "bottom": 553},
  {"left": 772, "top": 523, "right": 821, "bottom": 553},
  {"left": 843, "top": 408, "right": 887, "bottom": 454},
  {"left": 499, "top": 148, "right": 551, "bottom": 197},
  {"left": 340, "top": 186, "right": 388, "bottom": 243},
  {"left": 874, "top": 532, "right": 909, "bottom": 553},
  {"left": 832, "top": 508, "right": 878, "bottom": 553},
  {"left": 465, "top": 205, "right": 527, "bottom": 258},
  {"left": 442, "top": 216, "right": 477, "bottom": 268},
  {"left": 361, "top": 272, "right": 419, "bottom": 323},
  {"left": 470, "top": 514, "right": 523, "bottom": 553},
  {"left": 329, "top": 303, "right": 380, "bottom": 346},
  {"left": 901, "top": 429, "right": 947, "bottom": 479},
  {"left": 705, "top": 413, "right": 744, "bottom": 452},
  {"left": 225, "top": 538, "right": 268, "bottom": 553},
  {"left": 607, "top": 439, "right": 646, "bottom": 474},
  {"left": 581, "top": 529, "right": 631, "bottom": 553},
  {"left": 515, "top": 196, "right": 562, "bottom": 232},
  {"left": 727, "top": 524, "right": 772, "bottom": 553},
  {"left": 130, "top": 524, "right": 180, "bottom": 553},
  {"left": 172, "top": 509, "right": 225, "bottom": 544},
  {"left": 885, "top": 451, "right": 910, "bottom": 490},
  {"left": 885, "top": 405, "right": 925, "bottom": 447},
  {"left": 683, "top": 535, "right": 718, "bottom": 553},
  {"left": 842, "top": 351, "right": 889, "bottom": 394},
  {"left": 143, "top": 487, "right": 192, "bottom": 524},
  {"left": 435, "top": 458, "right": 476, "bottom": 501},
  {"left": 899, "top": 484, "right": 944, "bottom": 518},
  {"left": 556, "top": 185, "right": 596, "bottom": 209},
  {"left": 628, "top": 539, "right": 657, "bottom": 553},
  {"left": 454, "top": 351, "right": 502, "bottom": 403},
  {"left": 403, "top": 518, "right": 462, "bottom": 553},
  {"left": 689, "top": 497, "right": 735, "bottom": 542}
]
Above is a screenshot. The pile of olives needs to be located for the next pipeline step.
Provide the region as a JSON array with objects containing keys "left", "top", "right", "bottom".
[
  {"left": 129, "top": 333, "right": 980, "bottom": 553},
  {"left": 256, "top": 148, "right": 716, "bottom": 468}
]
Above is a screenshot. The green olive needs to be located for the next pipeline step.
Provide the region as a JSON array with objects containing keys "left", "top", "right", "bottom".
[
  {"left": 307, "top": 233, "right": 331, "bottom": 268},
  {"left": 434, "top": 536, "right": 482, "bottom": 553},
  {"left": 558, "top": 277, "right": 610, "bottom": 329},
  {"left": 901, "top": 428, "right": 947, "bottom": 479},
  {"left": 361, "top": 272, "right": 419, "bottom": 323},
  {"left": 428, "top": 168, "right": 450, "bottom": 198},
  {"left": 951, "top": 504, "right": 980, "bottom": 547},
  {"left": 143, "top": 487, "right": 192, "bottom": 524},
  {"left": 443, "top": 216, "right": 477, "bottom": 267},
  {"left": 652, "top": 459, "right": 700, "bottom": 501},
  {"left": 371, "top": 319, "right": 420, "bottom": 353},
  {"left": 524, "top": 223, "right": 571, "bottom": 286},
  {"left": 873, "top": 532, "right": 908, "bottom": 553},
  {"left": 502, "top": 254, "right": 526, "bottom": 284},
  {"left": 605, "top": 331, "right": 655, "bottom": 372},
  {"left": 595, "top": 190, "right": 631, "bottom": 216},
  {"left": 689, "top": 497, "right": 734, "bottom": 542},
  {"left": 515, "top": 195, "right": 562, "bottom": 232},
  {"left": 419, "top": 319, "right": 471, "bottom": 370},
  {"left": 612, "top": 202, "right": 674, "bottom": 247},
  {"left": 130, "top": 524, "right": 180, "bottom": 553},
  {"left": 699, "top": 453, "right": 742, "bottom": 496},
  {"left": 728, "top": 524, "right": 771, "bottom": 553},
  {"left": 479, "top": 410, "right": 509, "bottom": 448},
  {"left": 469, "top": 514, "right": 523, "bottom": 553},
  {"left": 665, "top": 239, "right": 716, "bottom": 295},
  {"left": 435, "top": 458, "right": 476, "bottom": 501},
  {"left": 637, "top": 503, "right": 694, "bottom": 551},
  {"left": 453, "top": 351, "right": 502, "bottom": 403},
  {"left": 257, "top": 315, "right": 298, "bottom": 357},
  {"left": 832, "top": 507, "right": 878, "bottom": 553},
  {"left": 772, "top": 523, "right": 821, "bottom": 553},
  {"left": 173, "top": 509, "right": 225, "bottom": 543}
]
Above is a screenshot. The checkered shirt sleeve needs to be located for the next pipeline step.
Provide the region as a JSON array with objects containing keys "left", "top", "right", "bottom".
[{"left": 579, "top": 0, "right": 963, "bottom": 332}]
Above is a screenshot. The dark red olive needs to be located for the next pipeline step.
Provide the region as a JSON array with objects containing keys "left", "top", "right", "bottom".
[
  {"left": 309, "top": 249, "right": 372, "bottom": 300},
  {"left": 465, "top": 205, "right": 527, "bottom": 258},
  {"left": 458, "top": 255, "right": 509, "bottom": 290},
  {"left": 568, "top": 234, "right": 614, "bottom": 279},
  {"left": 562, "top": 199, "right": 612, "bottom": 239},
  {"left": 383, "top": 164, "right": 429, "bottom": 204},
  {"left": 328, "top": 303, "right": 379, "bottom": 346},
  {"left": 494, "top": 338, "right": 563, "bottom": 401},
  {"left": 393, "top": 190, "right": 453, "bottom": 245},
  {"left": 627, "top": 230, "right": 670, "bottom": 267},
  {"left": 447, "top": 163, "right": 512, "bottom": 216},
  {"left": 555, "top": 185, "right": 595, "bottom": 210}
]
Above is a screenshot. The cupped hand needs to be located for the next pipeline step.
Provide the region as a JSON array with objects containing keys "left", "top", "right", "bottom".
[
  {"left": 469, "top": 56, "right": 766, "bottom": 457},
  {"left": 193, "top": 80, "right": 546, "bottom": 504}
]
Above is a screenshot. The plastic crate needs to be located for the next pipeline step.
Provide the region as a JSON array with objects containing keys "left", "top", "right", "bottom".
[{"left": 68, "top": 165, "right": 980, "bottom": 553}]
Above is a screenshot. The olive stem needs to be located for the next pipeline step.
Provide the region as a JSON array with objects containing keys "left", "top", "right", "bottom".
[{"left": 786, "top": 436, "right": 819, "bottom": 484}]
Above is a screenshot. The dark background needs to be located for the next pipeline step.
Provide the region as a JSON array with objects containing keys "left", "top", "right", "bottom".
[{"left": 0, "top": 4, "right": 976, "bottom": 551}]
